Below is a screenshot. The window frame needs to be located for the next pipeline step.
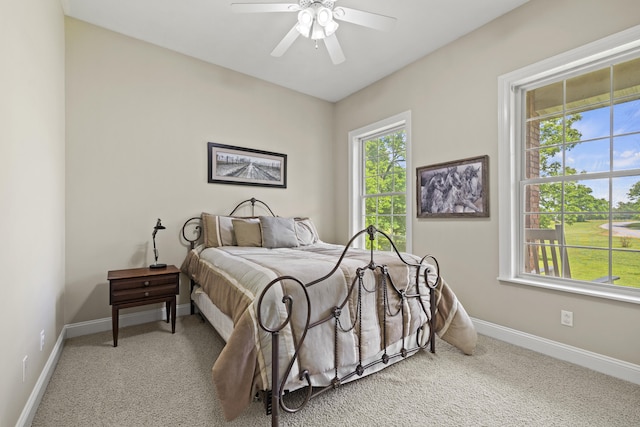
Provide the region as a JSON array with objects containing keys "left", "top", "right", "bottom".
[
  {"left": 348, "top": 111, "right": 412, "bottom": 252},
  {"left": 498, "top": 25, "right": 640, "bottom": 304}
]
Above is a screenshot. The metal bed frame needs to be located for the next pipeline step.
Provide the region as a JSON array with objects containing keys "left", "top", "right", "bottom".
[{"left": 181, "top": 198, "right": 439, "bottom": 426}]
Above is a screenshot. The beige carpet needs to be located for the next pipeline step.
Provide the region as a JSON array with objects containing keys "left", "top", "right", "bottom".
[{"left": 32, "top": 315, "right": 639, "bottom": 426}]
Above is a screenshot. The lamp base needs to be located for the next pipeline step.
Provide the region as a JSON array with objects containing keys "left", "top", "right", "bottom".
[{"left": 150, "top": 263, "right": 167, "bottom": 269}]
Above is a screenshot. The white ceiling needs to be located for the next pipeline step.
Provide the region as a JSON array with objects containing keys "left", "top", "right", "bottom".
[{"left": 62, "top": 0, "right": 529, "bottom": 102}]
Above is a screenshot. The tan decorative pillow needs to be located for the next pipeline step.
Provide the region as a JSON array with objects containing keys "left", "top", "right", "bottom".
[
  {"left": 201, "top": 213, "right": 235, "bottom": 247},
  {"left": 232, "top": 219, "right": 262, "bottom": 247}
]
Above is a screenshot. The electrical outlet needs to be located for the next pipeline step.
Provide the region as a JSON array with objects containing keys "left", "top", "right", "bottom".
[
  {"left": 561, "top": 310, "right": 573, "bottom": 327},
  {"left": 40, "top": 330, "right": 45, "bottom": 351},
  {"left": 23, "top": 355, "right": 28, "bottom": 382}
]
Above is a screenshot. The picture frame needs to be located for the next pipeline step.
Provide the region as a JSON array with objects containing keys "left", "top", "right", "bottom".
[
  {"left": 207, "top": 142, "right": 287, "bottom": 188},
  {"left": 417, "top": 155, "right": 489, "bottom": 218}
]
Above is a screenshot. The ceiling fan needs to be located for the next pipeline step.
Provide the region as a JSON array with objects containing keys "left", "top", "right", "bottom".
[{"left": 230, "top": 1, "right": 397, "bottom": 65}]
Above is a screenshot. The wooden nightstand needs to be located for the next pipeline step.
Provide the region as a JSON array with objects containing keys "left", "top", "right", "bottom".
[{"left": 108, "top": 265, "right": 180, "bottom": 347}]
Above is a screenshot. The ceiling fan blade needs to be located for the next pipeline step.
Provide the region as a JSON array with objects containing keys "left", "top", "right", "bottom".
[
  {"left": 231, "top": 3, "right": 300, "bottom": 13},
  {"left": 333, "top": 7, "right": 396, "bottom": 32},
  {"left": 271, "top": 25, "right": 301, "bottom": 57},
  {"left": 324, "top": 34, "right": 345, "bottom": 65}
]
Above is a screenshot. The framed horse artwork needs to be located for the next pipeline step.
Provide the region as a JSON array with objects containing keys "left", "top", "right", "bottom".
[{"left": 417, "top": 155, "right": 489, "bottom": 218}]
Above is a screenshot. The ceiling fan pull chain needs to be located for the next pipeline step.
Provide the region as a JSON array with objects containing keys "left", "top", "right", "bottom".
[{"left": 315, "top": 40, "right": 319, "bottom": 49}]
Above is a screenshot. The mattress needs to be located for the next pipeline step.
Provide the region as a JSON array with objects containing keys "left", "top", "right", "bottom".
[{"left": 191, "top": 285, "right": 233, "bottom": 342}]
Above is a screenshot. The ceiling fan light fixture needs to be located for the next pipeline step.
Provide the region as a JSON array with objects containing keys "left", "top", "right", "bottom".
[
  {"left": 323, "top": 19, "right": 339, "bottom": 37},
  {"left": 296, "top": 22, "right": 312, "bottom": 38},
  {"left": 316, "top": 5, "right": 338, "bottom": 37},
  {"left": 316, "top": 6, "right": 332, "bottom": 26},
  {"left": 310, "top": 19, "right": 325, "bottom": 40},
  {"left": 296, "top": 8, "right": 314, "bottom": 37},
  {"left": 297, "top": 5, "right": 337, "bottom": 40},
  {"left": 298, "top": 8, "right": 314, "bottom": 25}
]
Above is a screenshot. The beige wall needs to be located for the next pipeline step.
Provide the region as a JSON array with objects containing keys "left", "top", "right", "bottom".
[
  {"left": 334, "top": 0, "right": 640, "bottom": 365},
  {"left": 0, "top": 0, "right": 66, "bottom": 425},
  {"left": 65, "top": 18, "right": 335, "bottom": 324}
]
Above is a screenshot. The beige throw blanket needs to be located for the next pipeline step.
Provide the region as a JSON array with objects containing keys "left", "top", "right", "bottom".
[{"left": 182, "top": 243, "right": 477, "bottom": 420}]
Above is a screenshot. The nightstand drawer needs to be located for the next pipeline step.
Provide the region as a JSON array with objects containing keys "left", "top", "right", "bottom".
[
  {"left": 110, "top": 282, "right": 179, "bottom": 304},
  {"left": 110, "top": 274, "right": 177, "bottom": 292}
]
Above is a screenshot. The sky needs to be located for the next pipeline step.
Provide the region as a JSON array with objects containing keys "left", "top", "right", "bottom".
[{"left": 555, "top": 98, "right": 640, "bottom": 206}]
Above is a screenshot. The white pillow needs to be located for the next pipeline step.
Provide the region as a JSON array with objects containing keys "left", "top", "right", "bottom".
[{"left": 294, "top": 218, "right": 320, "bottom": 245}]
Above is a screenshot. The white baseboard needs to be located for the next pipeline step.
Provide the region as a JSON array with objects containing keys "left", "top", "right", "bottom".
[
  {"left": 66, "top": 303, "right": 192, "bottom": 338},
  {"left": 471, "top": 317, "right": 640, "bottom": 386},
  {"left": 16, "top": 324, "right": 66, "bottom": 427}
]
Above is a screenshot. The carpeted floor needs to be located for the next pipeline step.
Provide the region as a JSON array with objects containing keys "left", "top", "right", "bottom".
[{"left": 32, "top": 315, "right": 640, "bottom": 426}]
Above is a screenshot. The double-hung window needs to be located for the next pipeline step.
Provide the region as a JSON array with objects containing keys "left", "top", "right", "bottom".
[
  {"left": 349, "top": 112, "right": 412, "bottom": 252},
  {"left": 499, "top": 26, "right": 640, "bottom": 302}
]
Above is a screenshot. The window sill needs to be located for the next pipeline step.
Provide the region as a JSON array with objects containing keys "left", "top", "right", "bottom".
[{"left": 497, "top": 275, "right": 640, "bottom": 305}]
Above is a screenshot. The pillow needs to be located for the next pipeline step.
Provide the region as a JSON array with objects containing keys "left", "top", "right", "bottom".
[
  {"left": 294, "top": 218, "right": 320, "bottom": 245},
  {"left": 260, "top": 216, "right": 299, "bottom": 248},
  {"left": 202, "top": 213, "right": 235, "bottom": 247},
  {"left": 202, "top": 214, "right": 257, "bottom": 247},
  {"left": 232, "top": 219, "right": 262, "bottom": 247}
]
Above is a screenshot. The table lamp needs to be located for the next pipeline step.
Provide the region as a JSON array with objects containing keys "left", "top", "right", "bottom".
[{"left": 150, "top": 218, "right": 167, "bottom": 269}]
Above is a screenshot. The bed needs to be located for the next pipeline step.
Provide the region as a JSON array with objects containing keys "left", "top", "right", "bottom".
[{"left": 180, "top": 198, "right": 477, "bottom": 425}]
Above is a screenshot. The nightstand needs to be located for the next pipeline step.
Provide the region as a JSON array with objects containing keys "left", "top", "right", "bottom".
[{"left": 108, "top": 265, "right": 180, "bottom": 347}]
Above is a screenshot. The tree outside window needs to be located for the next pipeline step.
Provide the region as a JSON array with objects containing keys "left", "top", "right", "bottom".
[{"left": 362, "top": 129, "right": 407, "bottom": 251}]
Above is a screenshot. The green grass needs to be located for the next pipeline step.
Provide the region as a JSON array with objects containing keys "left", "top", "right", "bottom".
[{"left": 564, "top": 221, "right": 640, "bottom": 288}]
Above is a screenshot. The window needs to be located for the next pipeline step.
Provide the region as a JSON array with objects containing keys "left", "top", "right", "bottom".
[
  {"left": 499, "top": 25, "right": 640, "bottom": 303},
  {"left": 349, "top": 112, "right": 412, "bottom": 252}
]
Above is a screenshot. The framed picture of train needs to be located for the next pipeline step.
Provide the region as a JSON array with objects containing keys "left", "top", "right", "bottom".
[{"left": 207, "top": 142, "right": 287, "bottom": 188}]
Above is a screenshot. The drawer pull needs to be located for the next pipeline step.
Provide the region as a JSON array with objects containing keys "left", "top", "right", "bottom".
[
  {"left": 144, "top": 281, "right": 150, "bottom": 287},
  {"left": 144, "top": 292, "right": 149, "bottom": 297}
]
